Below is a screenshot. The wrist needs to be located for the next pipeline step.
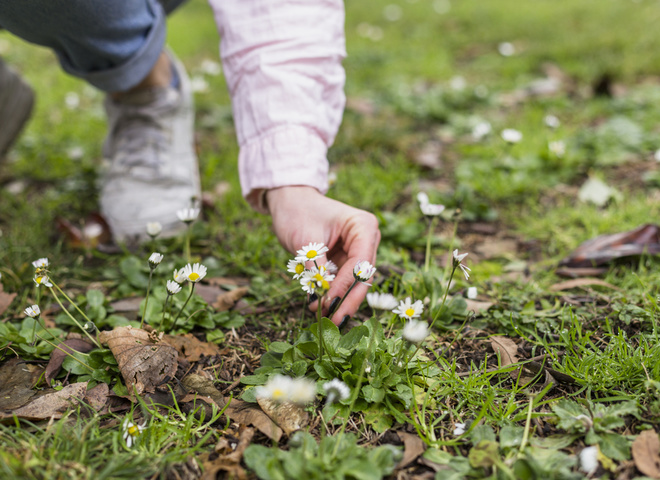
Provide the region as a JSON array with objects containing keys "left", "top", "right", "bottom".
[{"left": 265, "top": 186, "right": 320, "bottom": 213}]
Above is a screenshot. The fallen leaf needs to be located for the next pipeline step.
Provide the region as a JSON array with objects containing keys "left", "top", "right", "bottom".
[
  {"left": 257, "top": 397, "right": 309, "bottom": 435},
  {"left": 212, "top": 286, "right": 250, "bottom": 312},
  {"left": 559, "top": 224, "right": 660, "bottom": 269},
  {"left": 474, "top": 239, "right": 518, "bottom": 259},
  {"left": 110, "top": 297, "right": 143, "bottom": 313},
  {"left": 1, "top": 382, "right": 87, "bottom": 421},
  {"left": 489, "top": 336, "right": 518, "bottom": 366},
  {"left": 397, "top": 431, "right": 426, "bottom": 467},
  {"left": 632, "top": 430, "right": 660, "bottom": 479},
  {"left": 412, "top": 141, "right": 443, "bottom": 169},
  {"left": 45, "top": 338, "right": 95, "bottom": 386},
  {"left": 56, "top": 213, "right": 112, "bottom": 249},
  {"left": 555, "top": 267, "right": 610, "bottom": 278},
  {"left": 0, "top": 282, "right": 16, "bottom": 317},
  {"left": 182, "top": 374, "right": 283, "bottom": 441},
  {"left": 98, "top": 326, "right": 177, "bottom": 395},
  {"left": 84, "top": 382, "right": 110, "bottom": 412},
  {"left": 163, "top": 334, "right": 221, "bottom": 362},
  {"left": 200, "top": 426, "right": 254, "bottom": 480},
  {"left": 206, "top": 277, "right": 251, "bottom": 288},
  {"left": 194, "top": 284, "right": 225, "bottom": 306},
  {"left": 0, "top": 358, "right": 43, "bottom": 410},
  {"left": 549, "top": 278, "right": 621, "bottom": 292},
  {"left": 465, "top": 299, "right": 494, "bottom": 313}
]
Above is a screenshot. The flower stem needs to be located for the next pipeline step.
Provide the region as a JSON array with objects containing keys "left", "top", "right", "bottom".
[
  {"left": 172, "top": 283, "right": 195, "bottom": 331},
  {"left": 49, "top": 287, "right": 100, "bottom": 348},
  {"left": 159, "top": 295, "right": 171, "bottom": 331},
  {"left": 185, "top": 225, "right": 192, "bottom": 264},
  {"left": 34, "top": 332, "right": 94, "bottom": 372},
  {"left": 428, "top": 265, "right": 457, "bottom": 333},
  {"left": 317, "top": 295, "right": 324, "bottom": 362},
  {"left": 424, "top": 217, "right": 437, "bottom": 273},
  {"left": 332, "top": 280, "right": 358, "bottom": 317},
  {"left": 141, "top": 270, "right": 154, "bottom": 329}
]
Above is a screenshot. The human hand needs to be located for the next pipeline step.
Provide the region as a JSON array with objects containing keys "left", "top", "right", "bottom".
[{"left": 267, "top": 186, "right": 381, "bottom": 325}]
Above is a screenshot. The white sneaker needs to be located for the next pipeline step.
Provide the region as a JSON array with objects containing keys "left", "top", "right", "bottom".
[
  {"left": 0, "top": 59, "right": 34, "bottom": 159},
  {"left": 100, "top": 51, "right": 201, "bottom": 243}
]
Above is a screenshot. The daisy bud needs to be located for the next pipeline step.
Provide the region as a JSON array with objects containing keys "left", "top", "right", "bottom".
[
  {"left": 166, "top": 280, "right": 182, "bottom": 296},
  {"left": 146, "top": 222, "right": 162, "bottom": 238},
  {"left": 148, "top": 253, "right": 163, "bottom": 269},
  {"left": 353, "top": 260, "right": 376, "bottom": 283},
  {"left": 24, "top": 305, "right": 40, "bottom": 318},
  {"left": 177, "top": 208, "right": 200, "bottom": 224},
  {"left": 402, "top": 320, "right": 429, "bottom": 344},
  {"left": 32, "top": 258, "right": 49, "bottom": 269},
  {"left": 323, "top": 378, "right": 350, "bottom": 405}
]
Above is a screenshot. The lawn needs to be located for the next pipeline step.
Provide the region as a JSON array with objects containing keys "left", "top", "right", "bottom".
[{"left": 2, "top": 0, "right": 660, "bottom": 478}]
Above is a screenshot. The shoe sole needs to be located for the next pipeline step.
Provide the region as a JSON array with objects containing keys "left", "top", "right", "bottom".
[{"left": 0, "top": 60, "right": 34, "bottom": 159}]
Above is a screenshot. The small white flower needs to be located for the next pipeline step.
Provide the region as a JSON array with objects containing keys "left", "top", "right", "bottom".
[
  {"left": 255, "top": 375, "right": 294, "bottom": 403},
  {"left": 190, "top": 75, "right": 209, "bottom": 94},
  {"left": 148, "top": 253, "right": 163, "bottom": 268},
  {"left": 353, "top": 260, "right": 376, "bottom": 283},
  {"left": 166, "top": 280, "right": 182, "bottom": 295},
  {"left": 200, "top": 59, "right": 222, "bottom": 76},
  {"left": 177, "top": 208, "right": 200, "bottom": 224},
  {"left": 181, "top": 263, "right": 207, "bottom": 283},
  {"left": 501, "top": 128, "right": 523, "bottom": 144},
  {"left": 33, "top": 274, "right": 53, "bottom": 288},
  {"left": 498, "top": 42, "right": 515, "bottom": 57},
  {"left": 122, "top": 419, "right": 146, "bottom": 448},
  {"left": 453, "top": 423, "right": 466, "bottom": 436},
  {"left": 173, "top": 268, "right": 187, "bottom": 283},
  {"left": 449, "top": 75, "right": 466, "bottom": 91},
  {"left": 324, "top": 378, "right": 351, "bottom": 404},
  {"left": 300, "top": 266, "right": 334, "bottom": 294},
  {"left": 654, "top": 149, "right": 660, "bottom": 162},
  {"left": 402, "top": 319, "right": 429, "bottom": 344},
  {"left": 544, "top": 114, "right": 560, "bottom": 129},
  {"left": 295, "top": 242, "right": 329, "bottom": 263},
  {"left": 289, "top": 377, "right": 317, "bottom": 405},
  {"left": 24, "top": 305, "right": 40, "bottom": 318},
  {"left": 420, "top": 202, "right": 446, "bottom": 216},
  {"left": 32, "top": 258, "right": 49, "bottom": 269},
  {"left": 467, "top": 286, "right": 478, "bottom": 299},
  {"left": 286, "top": 258, "right": 306, "bottom": 280},
  {"left": 549, "top": 140, "right": 566, "bottom": 157},
  {"left": 472, "top": 121, "right": 492, "bottom": 140},
  {"left": 452, "top": 250, "right": 471, "bottom": 280},
  {"left": 393, "top": 297, "right": 424, "bottom": 320},
  {"left": 579, "top": 446, "right": 599, "bottom": 474},
  {"left": 146, "top": 222, "right": 162, "bottom": 238},
  {"left": 325, "top": 260, "right": 339, "bottom": 275},
  {"left": 366, "top": 292, "right": 399, "bottom": 310},
  {"left": 416, "top": 192, "right": 430, "bottom": 204}
]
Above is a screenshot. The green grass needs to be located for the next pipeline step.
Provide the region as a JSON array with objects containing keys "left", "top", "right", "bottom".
[{"left": 2, "top": 0, "right": 660, "bottom": 478}]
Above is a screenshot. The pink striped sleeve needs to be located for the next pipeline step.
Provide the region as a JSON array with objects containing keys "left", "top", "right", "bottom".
[{"left": 208, "top": 0, "right": 347, "bottom": 213}]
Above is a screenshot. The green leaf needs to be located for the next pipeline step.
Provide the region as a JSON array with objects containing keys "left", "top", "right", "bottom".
[
  {"left": 260, "top": 352, "right": 283, "bottom": 368},
  {"left": 241, "top": 387, "right": 258, "bottom": 403},
  {"left": 500, "top": 425, "right": 524, "bottom": 450},
  {"left": 468, "top": 440, "right": 500, "bottom": 468},
  {"left": 471, "top": 424, "right": 496, "bottom": 445},
  {"left": 86, "top": 289, "right": 105, "bottom": 308},
  {"left": 269, "top": 341, "right": 293, "bottom": 354},
  {"left": 337, "top": 325, "right": 369, "bottom": 351},
  {"left": 597, "top": 432, "right": 630, "bottom": 461},
  {"left": 362, "top": 385, "right": 385, "bottom": 403},
  {"left": 364, "top": 407, "right": 392, "bottom": 433},
  {"left": 241, "top": 373, "right": 269, "bottom": 385}
]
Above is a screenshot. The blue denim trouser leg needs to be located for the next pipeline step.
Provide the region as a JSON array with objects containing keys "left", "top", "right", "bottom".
[{"left": 0, "top": 0, "right": 186, "bottom": 92}]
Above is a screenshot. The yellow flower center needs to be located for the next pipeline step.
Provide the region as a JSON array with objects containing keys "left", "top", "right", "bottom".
[
  {"left": 405, "top": 308, "right": 415, "bottom": 317},
  {"left": 295, "top": 264, "right": 304, "bottom": 274},
  {"left": 321, "top": 280, "right": 330, "bottom": 290},
  {"left": 128, "top": 425, "right": 140, "bottom": 436},
  {"left": 188, "top": 272, "right": 200, "bottom": 281},
  {"left": 306, "top": 250, "right": 317, "bottom": 259},
  {"left": 313, "top": 273, "right": 324, "bottom": 282},
  {"left": 272, "top": 388, "right": 285, "bottom": 400},
  {"left": 36, "top": 276, "right": 44, "bottom": 284}
]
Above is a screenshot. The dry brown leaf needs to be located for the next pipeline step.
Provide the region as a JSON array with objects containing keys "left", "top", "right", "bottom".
[
  {"left": 0, "top": 382, "right": 87, "bottom": 421},
  {"left": 201, "top": 426, "right": 254, "bottom": 480},
  {"left": 412, "top": 141, "right": 443, "bottom": 169},
  {"left": 397, "top": 431, "right": 426, "bottom": 467},
  {"left": 212, "top": 286, "right": 250, "bottom": 312},
  {"left": 632, "top": 430, "right": 660, "bottom": 479},
  {"left": 474, "top": 239, "right": 518, "bottom": 259},
  {"left": 257, "top": 397, "right": 309, "bottom": 435},
  {"left": 207, "top": 277, "right": 251, "bottom": 288},
  {"left": 98, "top": 326, "right": 177, "bottom": 395},
  {"left": 0, "top": 282, "right": 16, "bottom": 317},
  {"left": 181, "top": 374, "right": 283, "bottom": 442},
  {"left": 489, "top": 336, "right": 519, "bottom": 366},
  {"left": 0, "top": 358, "right": 43, "bottom": 410},
  {"left": 549, "top": 278, "right": 621, "bottom": 292},
  {"left": 163, "top": 333, "right": 221, "bottom": 362},
  {"left": 84, "top": 382, "right": 110, "bottom": 412},
  {"left": 45, "top": 338, "right": 95, "bottom": 386},
  {"left": 465, "top": 299, "right": 494, "bottom": 314},
  {"left": 194, "top": 284, "right": 225, "bottom": 306},
  {"left": 56, "top": 213, "right": 112, "bottom": 249},
  {"left": 110, "top": 297, "right": 143, "bottom": 313}
]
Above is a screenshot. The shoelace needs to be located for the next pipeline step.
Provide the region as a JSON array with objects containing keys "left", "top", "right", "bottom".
[{"left": 112, "top": 113, "right": 169, "bottom": 170}]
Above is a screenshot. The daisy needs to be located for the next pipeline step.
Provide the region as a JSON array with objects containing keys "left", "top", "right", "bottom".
[
  {"left": 324, "top": 378, "right": 350, "bottom": 404},
  {"left": 181, "top": 263, "right": 207, "bottom": 283},
  {"left": 498, "top": 42, "right": 515, "bottom": 57},
  {"left": 393, "top": 297, "right": 424, "bottom": 320},
  {"left": 417, "top": 192, "right": 446, "bottom": 216},
  {"left": 579, "top": 446, "right": 599, "bottom": 474},
  {"left": 295, "top": 242, "right": 329, "bottom": 263},
  {"left": 549, "top": 140, "right": 566, "bottom": 157},
  {"left": 32, "top": 258, "right": 49, "bottom": 269},
  {"left": 148, "top": 253, "right": 163, "bottom": 269},
  {"left": 544, "top": 114, "right": 560, "bottom": 129},
  {"left": 366, "top": 292, "right": 399, "bottom": 310},
  {"left": 402, "top": 320, "right": 429, "bottom": 344},
  {"left": 255, "top": 375, "right": 294, "bottom": 403},
  {"left": 33, "top": 274, "right": 53, "bottom": 288},
  {"left": 300, "top": 266, "right": 334, "bottom": 294},
  {"left": 501, "top": 128, "right": 522, "bottom": 144},
  {"left": 325, "top": 260, "right": 339, "bottom": 275},
  {"left": 472, "top": 121, "right": 492, "bottom": 140},
  {"left": 467, "top": 287, "right": 478, "bottom": 299},
  {"left": 452, "top": 250, "right": 471, "bottom": 280},
  {"left": 286, "top": 258, "right": 306, "bottom": 280},
  {"left": 166, "top": 280, "right": 182, "bottom": 295},
  {"left": 176, "top": 208, "right": 200, "bottom": 224},
  {"left": 146, "top": 222, "right": 162, "bottom": 238},
  {"left": 288, "top": 377, "right": 317, "bottom": 405},
  {"left": 24, "top": 305, "right": 40, "bottom": 318},
  {"left": 353, "top": 260, "right": 376, "bottom": 283},
  {"left": 453, "top": 423, "right": 466, "bottom": 436},
  {"left": 173, "top": 268, "right": 187, "bottom": 284},
  {"left": 122, "top": 419, "right": 146, "bottom": 448}
]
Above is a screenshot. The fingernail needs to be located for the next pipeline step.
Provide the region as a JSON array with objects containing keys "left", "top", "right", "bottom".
[
  {"left": 309, "top": 293, "right": 318, "bottom": 303},
  {"left": 339, "top": 315, "right": 350, "bottom": 329},
  {"left": 328, "top": 296, "right": 341, "bottom": 314}
]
